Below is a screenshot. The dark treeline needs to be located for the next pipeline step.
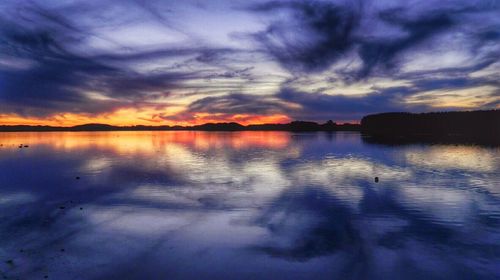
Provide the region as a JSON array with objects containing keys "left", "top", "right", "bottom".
[
  {"left": 2, "top": 110, "right": 499, "bottom": 145},
  {"left": 361, "top": 110, "right": 500, "bottom": 145},
  {"left": 0, "top": 121, "right": 360, "bottom": 132}
]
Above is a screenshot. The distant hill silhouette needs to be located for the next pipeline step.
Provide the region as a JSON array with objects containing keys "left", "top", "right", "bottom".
[
  {"left": 192, "top": 122, "right": 245, "bottom": 131},
  {"left": 2, "top": 109, "right": 498, "bottom": 146},
  {"left": 361, "top": 110, "right": 500, "bottom": 145},
  {"left": 0, "top": 120, "right": 360, "bottom": 132},
  {"left": 71, "top": 123, "right": 116, "bottom": 131}
]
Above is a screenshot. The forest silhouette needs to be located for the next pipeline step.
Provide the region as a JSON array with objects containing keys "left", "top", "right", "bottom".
[{"left": 1, "top": 110, "right": 499, "bottom": 145}]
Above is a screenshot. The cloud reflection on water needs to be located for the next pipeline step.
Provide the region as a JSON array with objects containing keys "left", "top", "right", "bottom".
[{"left": 0, "top": 131, "right": 499, "bottom": 279}]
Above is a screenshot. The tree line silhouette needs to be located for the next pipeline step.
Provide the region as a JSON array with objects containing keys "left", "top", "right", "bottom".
[
  {"left": 0, "top": 121, "right": 360, "bottom": 132},
  {"left": 361, "top": 110, "right": 500, "bottom": 144},
  {"left": 1, "top": 110, "right": 498, "bottom": 145}
]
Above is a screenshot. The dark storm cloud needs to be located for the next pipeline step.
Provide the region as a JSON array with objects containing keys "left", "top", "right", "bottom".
[
  {"left": 275, "top": 87, "right": 422, "bottom": 121},
  {"left": 240, "top": 0, "right": 500, "bottom": 120},
  {"left": 160, "top": 93, "right": 292, "bottom": 122},
  {"left": 167, "top": 71, "right": 499, "bottom": 122},
  {"left": 411, "top": 76, "right": 500, "bottom": 91},
  {"left": 0, "top": 3, "right": 247, "bottom": 117},
  {"left": 205, "top": 67, "right": 254, "bottom": 80},
  {"left": 166, "top": 85, "right": 421, "bottom": 122},
  {"left": 249, "top": 0, "right": 500, "bottom": 79},
  {"left": 0, "top": 8, "right": 152, "bottom": 116},
  {"left": 250, "top": 1, "right": 361, "bottom": 73},
  {"left": 357, "top": 10, "right": 454, "bottom": 78},
  {"left": 0, "top": 15, "right": 113, "bottom": 116},
  {"left": 275, "top": 73, "right": 500, "bottom": 121},
  {"left": 187, "top": 93, "right": 288, "bottom": 115}
]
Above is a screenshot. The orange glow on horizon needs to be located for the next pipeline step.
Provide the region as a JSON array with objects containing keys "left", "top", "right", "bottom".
[
  {"left": 184, "top": 113, "right": 292, "bottom": 126},
  {"left": 0, "top": 110, "right": 293, "bottom": 127}
]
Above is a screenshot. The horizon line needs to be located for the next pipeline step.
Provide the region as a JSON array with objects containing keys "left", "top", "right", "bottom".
[
  {"left": 1, "top": 109, "right": 497, "bottom": 128},
  {"left": 0, "top": 120, "right": 360, "bottom": 128}
]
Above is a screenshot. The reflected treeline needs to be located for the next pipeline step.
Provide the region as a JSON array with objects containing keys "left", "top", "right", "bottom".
[
  {"left": 361, "top": 110, "right": 500, "bottom": 146},
  {"left": 2, "top": 110, "right": 499, "bottom": 148},
  {"left": 362, "top": 134, "right": 500, "bottom": 147}
]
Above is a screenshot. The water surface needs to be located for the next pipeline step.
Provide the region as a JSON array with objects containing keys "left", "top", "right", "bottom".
[{"left": 0, "top": 131, "right": 499, "bottom": 279}]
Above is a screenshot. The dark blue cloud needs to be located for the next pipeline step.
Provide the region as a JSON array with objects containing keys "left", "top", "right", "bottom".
[
  {"left": 250, "top": 1, "right": 361, "bottom": 73},
  {"left": 187, "top": 93, "right": 287, "bottom": 115},
  {"left": 159, "top": 93, "right": 293, "bottom": 122},
  {"left": 357, "top": 10, "right": 454, "bottom": 78},
  {"left": 249, "top": 0, "right": 500, "bottom": 79},
  {"left": 275, "top": 87, "right": 424, "bottom": 121},
  {"left": 0, "top": 3, "right": 250, "bottom": 117},
  {"left": 179, "top": 76, "right": 492, "bottom": 123},
  {"left": 0, "top": 7, "right": 180, "bottom": 116},
  {"left": 274, "top": 73, "right": 500, "bottom": 121}
]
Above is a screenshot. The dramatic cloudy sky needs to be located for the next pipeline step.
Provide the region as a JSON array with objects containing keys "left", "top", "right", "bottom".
[{"left": 0, "top": 0, "right": 499, "bottom": 125}]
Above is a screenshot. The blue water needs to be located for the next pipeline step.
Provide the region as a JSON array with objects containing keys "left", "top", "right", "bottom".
[{"left": 0, "top": 131, "right": 499, "bottom": 279}]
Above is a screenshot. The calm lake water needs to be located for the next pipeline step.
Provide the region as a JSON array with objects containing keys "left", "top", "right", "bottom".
[{"left": 0, "top": 131, "right": 499, "bottom": 279}]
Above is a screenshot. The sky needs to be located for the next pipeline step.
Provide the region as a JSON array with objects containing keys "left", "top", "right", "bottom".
[{"left": 0, "top": 0, "right": 499, "bottom": 126}]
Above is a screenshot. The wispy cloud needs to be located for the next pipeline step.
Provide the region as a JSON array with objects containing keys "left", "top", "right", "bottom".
[{"left": 0, "top": 0, "right": 498, "bottom": 124}]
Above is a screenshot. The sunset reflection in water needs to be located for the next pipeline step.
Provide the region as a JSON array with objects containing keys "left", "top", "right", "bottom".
[{"left": 0, "top": 131, "right": 499, "bottom": 279}]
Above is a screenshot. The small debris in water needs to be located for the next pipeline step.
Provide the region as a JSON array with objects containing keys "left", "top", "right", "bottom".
[
  {"left": 60, "top": 249, "right": 65, "bottom": 252},
  {"left": 80, "top": 207, "right": 83, "bottom": 210},
  {"left": 75, "top": 176, "right": 80, "bottom": 180},
  {"left": 5, "top": 260, "right": 13, "bottom": 265},
  {"left": 59, "top": 206, "right": 65, "bottom": 210}
]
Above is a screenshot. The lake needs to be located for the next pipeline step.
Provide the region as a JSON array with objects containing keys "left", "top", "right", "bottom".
[{"left": 0, "top": 131, "right": 499, "bottom": 279}]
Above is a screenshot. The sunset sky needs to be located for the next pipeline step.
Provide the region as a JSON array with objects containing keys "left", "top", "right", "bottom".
[{"left": 0, "top": 0, "right": 499, "bottom": 126}]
